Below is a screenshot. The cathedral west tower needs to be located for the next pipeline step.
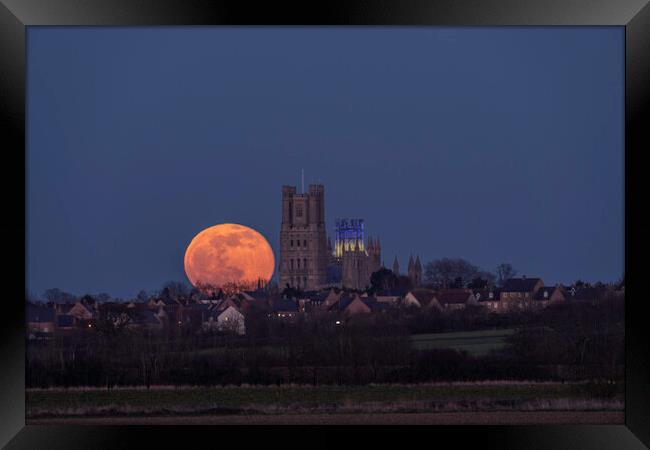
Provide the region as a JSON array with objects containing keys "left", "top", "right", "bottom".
[{"left": 279, "top": 184, "right": 328, "bottom": 290}]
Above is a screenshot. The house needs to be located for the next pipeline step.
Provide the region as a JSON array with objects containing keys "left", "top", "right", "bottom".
[
  {"left": 271, "top": 297, "right": 299, "bottom": 319},
  {"left": 500, "top": 277, "right": 544, "bottom": 309},
  {"left": 320, "top": 288, "right": 343, "bottom": 309},
  {"left": 212, "top": 297, "right": 241, "bottom": 314},
  {"left": 402, "top": 290, "right": 441, "bottom": 310},
  {"left": 149, "top": 297, "right": 180, "bottom": 309},
  {"left": 341, "top": 294, "right": 372, "bottom": 317},
  {"left": 55, "top": 300, "right": 95, "bottom": 321},
  {"left": 437, "top": 289, "right": 477, "bottom": 310},
  {"left": 239, "top": 296, "right": 272, "bottom": 316},
  {"left": 56, "top": 314, "right": 78, "bottom": 330},
  {"left": 375, "top": 289, "right": 403, "bottom": 305},
  {"left": 307, "top": 289, "right": 333, "bottom": 308},
  {"left": 473, "top": 288, "right": 503, "bottom": 311},
  {"left": 532, "top": 285, "right": 567, "bottom": 307},
  {"left": 203, "top": 305, "right": 246, "bottom": 335},
  {"left": 569, "top": 286, "right": 607, "bottom": 305},
  {"left": 217, "top": 305, "right": 245, "bottom": 335},
  {"left": 27, "top": 304, "right": 56, "bottom": 336},
  {"left": 324, "top": 292, "right": 353, "bottom": 313},
  {"left": 127, "top": 308, "right": 164, "bottom": 330},
  {"left": 298, "top": 297, "right": 321, "bottom": 313},
  {"left": 363, "top": 296, "right": 391, "bottom": 313},
  {"left": 236, "top": 291, "right": 255, "bottom": 302}
]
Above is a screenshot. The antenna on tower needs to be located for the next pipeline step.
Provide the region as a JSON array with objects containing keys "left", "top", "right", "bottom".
[{"left": 301, "top": 168, "right": 304, "bottom": 193}]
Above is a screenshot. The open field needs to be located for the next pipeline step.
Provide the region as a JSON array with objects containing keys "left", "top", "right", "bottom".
[
  {"left": 26, "top": 381, "right": 623, "bottom": 422},
  {"left": 166, "top": 328, "right": 516, "bottom": 359},
  {"left": 410, "top": 328, "right": 515, "bottom": 355}
]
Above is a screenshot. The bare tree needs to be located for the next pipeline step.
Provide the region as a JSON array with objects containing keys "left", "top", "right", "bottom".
[
  {"left": 159, "top": 281, "right": 190, "bottom": 300},
  {"left": 424, "top": 258, "right": 483, "bottom": 288},
  {"left": 495, "top": 263, "right": 517, "bottom": 287},
  {"left": 43, "top": 288, "right": 76, "bottom": 304}
]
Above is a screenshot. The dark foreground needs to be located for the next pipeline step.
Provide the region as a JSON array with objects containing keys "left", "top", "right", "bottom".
[
  {"left": 26, "top": 382, "right": 624, "bottom": 425},
  {"left": 28, "top": 411, "right": 624, "bottom": 425}
]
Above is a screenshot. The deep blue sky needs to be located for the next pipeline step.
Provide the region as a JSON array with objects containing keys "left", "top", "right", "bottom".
[{"left": 27, "top": 27, "right": 624, "bottom": 299}]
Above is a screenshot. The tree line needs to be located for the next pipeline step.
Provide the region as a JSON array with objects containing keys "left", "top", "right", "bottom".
[{"left": 26, "top": 294, "right": 624, "bottom": 389}]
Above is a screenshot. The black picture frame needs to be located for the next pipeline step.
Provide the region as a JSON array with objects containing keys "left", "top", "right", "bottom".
[{"left": 2, "top": 0, "right": 648, "bottom": 448}]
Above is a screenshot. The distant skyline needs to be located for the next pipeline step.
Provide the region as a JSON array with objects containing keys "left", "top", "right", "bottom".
[{"left": 27, "top": 27, "right": 624, "bottom": 299}]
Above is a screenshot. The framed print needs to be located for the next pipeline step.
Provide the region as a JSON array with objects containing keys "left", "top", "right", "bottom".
[{"left": 1, "top": 0, "right": 648, "bottom": 448}]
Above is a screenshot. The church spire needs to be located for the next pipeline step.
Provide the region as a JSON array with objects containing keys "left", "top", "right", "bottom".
[{"left": 392, "top": 256, "right": 400, "bottom": 276}]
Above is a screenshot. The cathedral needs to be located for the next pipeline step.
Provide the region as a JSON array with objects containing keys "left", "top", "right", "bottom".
[
  {"left": 393, "top": 255, "right": 423, "bottom": 287},
  {"left": 279, "top": 184, "right": 328, "bottom": 290},
  {"left": 340, "top": 237, "right": 382, "bottom": 290},
  {"left": 279, "top": 184, "right": 382, "bottom": 291},
  {"left": 333, "top": 219, "right": 382, "bottom": 290}
]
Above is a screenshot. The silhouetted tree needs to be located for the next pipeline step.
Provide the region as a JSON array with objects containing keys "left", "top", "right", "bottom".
[
  {"left": 43, "top": 288, "right": 76, "bottom": 304},
  {"left": 468, "top": 276, "right": 489, "bottom": 289},
  {"left": 425, "top": 258, "right": 482, "bottom": 288},
  {"left": 370, "top": 268, "right": 398, "bottom": 292},
  {"left": 160, "top": 281, "right": 190, "bottom": 300},
  {"left": 395, "top": 275, "right": 413, "bottom": 292},
  {"left": 495, "top": 263, "right": 517, "bottom": 287}
]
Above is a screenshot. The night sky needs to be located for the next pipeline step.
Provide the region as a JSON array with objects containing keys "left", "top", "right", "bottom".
[{"left": 27, "top": 27, "right": 624, "bottom": 299}]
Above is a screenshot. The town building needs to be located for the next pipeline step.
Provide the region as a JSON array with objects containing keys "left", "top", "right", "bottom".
[
  {"left": 437, "top": 289, "right": 477, "bottom": 310},
  {"left": 532, "top": 285, "right": 567, "bottom": 307},
  {"left": 473, "top": 288, "right": 503, "bottom": 311},
  {"left": 500, "top": 277, "right": 544, "bottom": 309},
  {"left": 402, "top": 289, "right": 441, "bottom": 310}
]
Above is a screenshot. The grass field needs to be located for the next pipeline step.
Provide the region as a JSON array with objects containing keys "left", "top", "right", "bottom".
[
  {"left": 410, "top": 328, "right": 515, "bottom": 355},
  {"left": 26, "top": 381, "right": 623, "bottom": 419},
  {"left": 188, "top": 328, "right": 515, "bottom": 358}
]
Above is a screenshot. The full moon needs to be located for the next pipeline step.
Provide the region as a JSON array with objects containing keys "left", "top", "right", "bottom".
[{"left": 184, "top": 223, "right": 275, "bottom": 290}]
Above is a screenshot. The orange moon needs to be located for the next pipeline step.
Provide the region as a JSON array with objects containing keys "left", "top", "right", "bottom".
[{"left": 184, "top": 223, "right": 275, "bottom": 289}]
